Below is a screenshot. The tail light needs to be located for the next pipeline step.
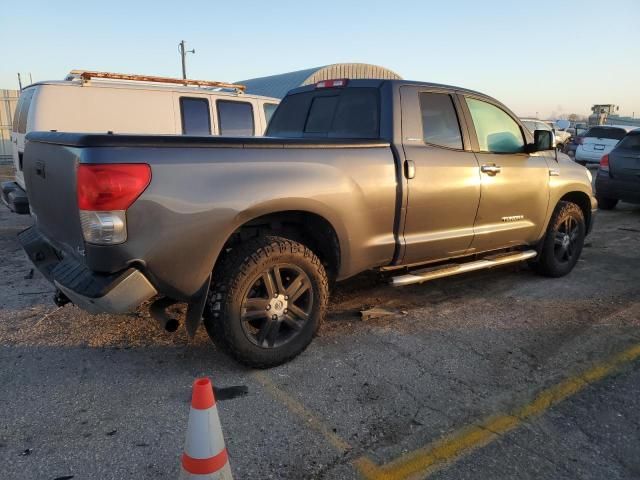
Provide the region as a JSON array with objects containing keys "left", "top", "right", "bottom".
[
  {"left": 315, "top": 79, "right": 348, "bottom": 89},
  {"left": 77, "top": 164, "right": 151, "bottom": 244},
  {"left": 576, "top": 137, "right": 583, "bottom": 145}
]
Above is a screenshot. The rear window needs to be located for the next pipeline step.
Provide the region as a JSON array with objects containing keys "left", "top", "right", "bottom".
[
  {"left": 180, "top": 97, "right": 211, "bottom": 135},
  {"left": 585, "top": 127, "right": 626, "bottom": 140},
  {"left": 617, "top": 132, "right": 640, "bottom": 151},
  {"left": 266, "top": 87, "right": 379, "bottom": 139},
  {"left": 16, "top": 88, "right": 35, "bottom": 134},
  {"left": 217, "top": 101, "right": 254, "bottom": 136}
]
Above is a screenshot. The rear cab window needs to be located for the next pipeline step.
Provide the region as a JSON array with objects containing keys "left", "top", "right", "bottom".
[
  {"left": 267, "top": 87, "right": 379, "bottom": 139},
  {"left": 585, "top": 127, "right": 626, "bottom": 141},
  {"left": 217, "top": 101, "right": 254, "bottom": 136},
  {"left": 180, "top": 97, "right": 211, "bottom": 135}
]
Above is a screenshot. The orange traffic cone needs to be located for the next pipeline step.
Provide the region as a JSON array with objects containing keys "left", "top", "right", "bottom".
[{"left": 180, "top": 378, "right": 234, "bottom": 479}]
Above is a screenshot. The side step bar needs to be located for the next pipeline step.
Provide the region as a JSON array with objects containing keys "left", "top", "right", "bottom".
[{"left": 390, "top": 250, "right": 537, "bottom": 287}]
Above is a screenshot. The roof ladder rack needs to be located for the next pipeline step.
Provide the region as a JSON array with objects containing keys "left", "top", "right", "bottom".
[{"left": 66, "top": 70, "right": 246, "bottom": 92}]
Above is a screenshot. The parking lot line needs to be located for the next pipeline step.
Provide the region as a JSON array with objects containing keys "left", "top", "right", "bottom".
[
  {"left": 252, "top": 371, "right": 352, "bottom": 454},
  {"left": 354, "top": 334, "right": 640, "bottom": 480}
]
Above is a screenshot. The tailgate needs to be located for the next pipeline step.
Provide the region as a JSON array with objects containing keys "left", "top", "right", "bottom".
[{"left": 23, "top": 140, "right": 85, "bottom": 256}]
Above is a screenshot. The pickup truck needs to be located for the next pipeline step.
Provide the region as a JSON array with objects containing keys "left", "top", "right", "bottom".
[{"left": 19, "top": 79, "right": 596, "bottom": 367}]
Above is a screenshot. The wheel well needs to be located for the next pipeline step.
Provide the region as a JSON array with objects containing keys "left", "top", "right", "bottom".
[
  {"left": 220, "top": 211, "right": 341, "bottom": 280},
  {"left": 560, "top": 191, "right": 591, "bottom": 228}
]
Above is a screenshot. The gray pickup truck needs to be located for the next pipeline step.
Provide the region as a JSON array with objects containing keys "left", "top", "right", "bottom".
[{"left": 19, "top": 79, "right": 596, "bottom": 367}]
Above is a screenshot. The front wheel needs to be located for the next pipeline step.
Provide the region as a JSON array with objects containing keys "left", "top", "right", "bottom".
[
  {"left": 534, "top": 201, "right": 585, "bottom": 278},
  {"left": 204, "top": 235, "right": 329, "bottom": 368}
]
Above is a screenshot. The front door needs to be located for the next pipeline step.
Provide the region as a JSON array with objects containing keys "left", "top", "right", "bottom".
[
  {"left": 462, "top": 96, "right": 550, "bottom": 252},
  {"left": 400, "top": 86, "right": 481, "bottom": 264}
]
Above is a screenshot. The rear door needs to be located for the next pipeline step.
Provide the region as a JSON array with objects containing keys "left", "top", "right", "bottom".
[
  {"left": 582, "top": 127, "right": 626, "bottom": 155},
  {"left": 399, "top": 86, "right": 480, "bottom": 264},
  {"left": 461, "top": 95, "right": 550, "bottom": 252}
]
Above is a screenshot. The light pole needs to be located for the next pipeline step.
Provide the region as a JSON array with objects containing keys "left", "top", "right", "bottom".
[{"left": 178, "top": 40, "right": 195, "bottom": 82}]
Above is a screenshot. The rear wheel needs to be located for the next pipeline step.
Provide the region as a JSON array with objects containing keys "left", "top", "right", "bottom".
[
  {"left": 203, "top": 235, "right": 329, "bottom": 368},
  {"left": 534, "top": 201, "right": 585, "bottom": 278},
  {"left": 596, "top": 196, "right": 618, "bottom": 210}
]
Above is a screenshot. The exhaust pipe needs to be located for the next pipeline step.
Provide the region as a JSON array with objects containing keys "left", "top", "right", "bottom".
[{"left": 150, "top": 297, "right": 180, "bottom": 332}]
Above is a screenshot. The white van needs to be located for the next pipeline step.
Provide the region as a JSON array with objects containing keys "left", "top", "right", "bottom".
[{"left": 2, "top": 70, "right": 280, "bottom": 214}]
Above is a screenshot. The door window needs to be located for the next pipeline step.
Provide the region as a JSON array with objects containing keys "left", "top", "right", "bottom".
[
  {"left": 419, "top": 92, "right": 463, "bottom": 149},
  {"left": 466, "top": 98, "right": 525, "bottom": 153},
  {"left": 180, "top": 97, "right": 211, "bottom": 135},
  {"left": 217, "top": 101, "right": 254, "bottom": 136}
]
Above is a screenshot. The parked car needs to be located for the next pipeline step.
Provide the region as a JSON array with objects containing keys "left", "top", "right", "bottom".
[
  {"left": 1, "top": 70, "right": 279, "bottom": 214},
  {"left": 521, "top": 118, "right": 569, "bottom": 149},
  {"left": 595, "top": 128, "right": 640, "bottom": 209},
  {"left": 563, "top": 126, "right": 589, "bottom": 158},
  {"left": 574, "top": 125, "right": 634, "bottom": 166},
  {"left": 19, "top": 78, "right": 596, "bottom": 367}
]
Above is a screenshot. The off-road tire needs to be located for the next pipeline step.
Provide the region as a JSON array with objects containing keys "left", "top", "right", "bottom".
[
  {"left": 203, "top": 235, "right": 329, "bottom": 368},
  {"left": 534, "top": 201, "right": 585, "bottom": 278},
  {"left": 596, "top": 196, "right": 618, "bottom": 210}
]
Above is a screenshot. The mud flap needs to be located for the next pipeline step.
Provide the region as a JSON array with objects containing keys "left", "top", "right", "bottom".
[{"left": 185, "top": 274, "right": 211, "bottom": 338}]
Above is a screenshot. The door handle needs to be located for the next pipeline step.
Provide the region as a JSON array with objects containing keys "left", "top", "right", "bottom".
[
  {"left": 404, "top": 160, "right": 416, "bottom": 179},
  {"left": 481, "top": 164, "right": 501, "bottom": 175}
]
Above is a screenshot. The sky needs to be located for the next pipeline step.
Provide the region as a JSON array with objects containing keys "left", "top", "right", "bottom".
[{"left": 2, "top": 0, "right": 638, "bottom": 119}]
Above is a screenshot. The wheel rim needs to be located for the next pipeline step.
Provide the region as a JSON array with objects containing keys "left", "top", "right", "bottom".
[
  {"left": 240, "top": 264, "right": 314, "bottom": 349},
  {"left": 553, "top": 215, "right": 580, "bottom": 264}
]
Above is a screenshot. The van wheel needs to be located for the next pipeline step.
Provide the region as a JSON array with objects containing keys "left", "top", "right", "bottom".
[
  {"left": 596, "top": 196, "right": 618, "bottom": 210},
  {"left": 534, "top": 201, "right": 585, "bottom": 278},
  {"left": 203, "top": 235, "right": 329, "bottom": 368}
]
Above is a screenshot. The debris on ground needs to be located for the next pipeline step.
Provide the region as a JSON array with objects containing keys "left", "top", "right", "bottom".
[{"left": 359, "top": 307, "right": 396, "bottom": 321}]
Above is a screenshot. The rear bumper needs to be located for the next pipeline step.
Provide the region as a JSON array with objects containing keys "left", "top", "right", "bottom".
[
  {"left": 18, "top": 226, "right": 157, "bottom": 314},
  {"left": 1, "top": 181, "right": 30, "bottom": 214},
  {"left": 595, "top": 170, "right": 640, "bottom": 204}
]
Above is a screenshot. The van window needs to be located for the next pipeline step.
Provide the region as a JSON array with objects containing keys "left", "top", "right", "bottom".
[
  {"left": 180, "top": 97, "right": 211, "bottom": 135},
  {"left": 217, "top": 101, "right": 254, "bottom": 136},
  {"left": 419, "top": 92, "right": 463, "bottom": 149},
  {"left": 16, "top": 88, "right": 35, "bottom": 134},
  {"left": 466, "top": 98, "right": 525, "bottom": 153},
  {"left": 263, "top": 103, "right": 278, "bottom": 126}
]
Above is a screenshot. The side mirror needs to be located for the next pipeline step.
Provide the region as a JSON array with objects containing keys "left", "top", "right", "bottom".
[{"left": 530, "top": 129, "right": 554, "bottom": 152}]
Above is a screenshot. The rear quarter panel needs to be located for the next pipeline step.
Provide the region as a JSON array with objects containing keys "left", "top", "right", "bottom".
[{"left": 83, "top": 144, "right": 397, "bottom": 298}]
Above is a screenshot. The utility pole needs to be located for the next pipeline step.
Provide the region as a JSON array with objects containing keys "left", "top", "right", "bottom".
[{"left": 178, "top": 40, "right": 195, "bottom": 83}]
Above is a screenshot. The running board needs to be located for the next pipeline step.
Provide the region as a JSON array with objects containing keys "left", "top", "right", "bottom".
[{"left": 390, "top": 250, "right": 537, "bottom": 287}]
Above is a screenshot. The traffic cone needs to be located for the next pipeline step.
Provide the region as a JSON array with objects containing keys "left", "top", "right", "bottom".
[{"left": 180, "top": 377, "right": 234, "bottom": 479}]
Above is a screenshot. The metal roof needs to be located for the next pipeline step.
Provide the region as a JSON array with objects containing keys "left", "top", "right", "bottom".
[{"left": 237, "top": 63, "right": 402, "bottom": 98}]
